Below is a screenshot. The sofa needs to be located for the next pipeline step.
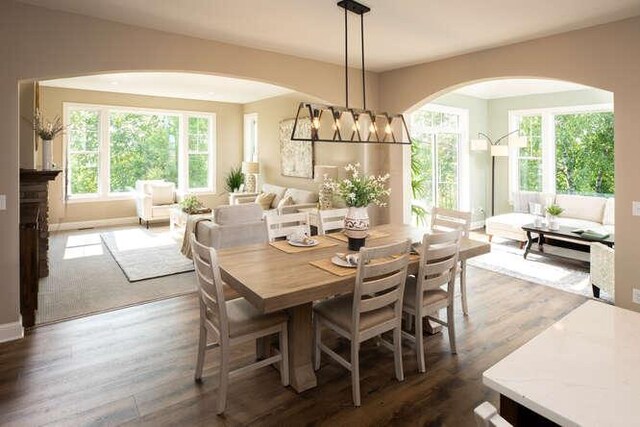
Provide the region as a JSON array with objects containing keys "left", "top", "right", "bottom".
[
  {"left": 485, "top": 192, "right": 614, "bottom": 245},
  {"left": 135, "top": 179, "right": 179, "bottom": 228},
  {"left": 235, "top": 183, "right": 318, "bottom": 215},
  {"left": 195, "top": 203, "right": 268, "bottom": 250}
]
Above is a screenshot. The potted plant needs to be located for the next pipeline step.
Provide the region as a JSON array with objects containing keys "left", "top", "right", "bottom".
[
  {"left": 546, "top": 204, "right": 564, "bottom": 230},
  {"left": 33, "top": 109, "right": 65, "bottom": 170},
  {"left": 330, "top": 163, "right": 390, "bottom": 251},
  {"left": 225, "top": 166, "right": 245, "bottom": 193},
  {"left": 180, "top": 194, "right": 204, "bottom": 214}
]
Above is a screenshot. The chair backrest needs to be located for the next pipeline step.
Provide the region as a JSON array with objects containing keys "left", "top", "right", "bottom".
[
  {"left": 317, "top": 208, "right": 348, "bottom": 235},
  {"left": 474, "top": 402, "right": 513, "bottom": 427},
  {"left": 416, "top": 230, "right": 461, "bottom": 303},
  {"left": 430, "top": 207, "right": 472, "bottom": 237},
  {"left": 352, "top": 239, "right": 412, "bottom": 334},
  {"left": 190, "top": 233, "right": 229, "bottom": 341},
  {"left": 265, "top": 212, "right": 311, "bottom": 242}
]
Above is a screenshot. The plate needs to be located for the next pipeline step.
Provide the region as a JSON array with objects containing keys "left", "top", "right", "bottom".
[
  {"left": 331, "top": 255, "right": 357, "bottom": 268},
  {"left": 288, "top": 239, "right": 319, "bottom": 247}
]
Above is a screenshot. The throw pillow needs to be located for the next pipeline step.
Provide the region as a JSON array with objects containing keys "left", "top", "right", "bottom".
[
  {"left": 277, "top": 194, "right": 295, "bottom": 210},
  {"left": 150, "top": 183, "right": 175, "bottom": 205},
  {"left": 255, "top": 192, "right": 276, "bottom": 210}
]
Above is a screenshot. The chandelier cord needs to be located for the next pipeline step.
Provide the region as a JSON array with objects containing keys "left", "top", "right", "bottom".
[
  {"left": 361, "top": 13, "right": 366, "bottom": 110},
  {"left": 345, "top": 5, "right": 349, "bottom": 109}
]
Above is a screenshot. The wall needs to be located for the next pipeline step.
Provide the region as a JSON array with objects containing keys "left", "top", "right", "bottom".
[
  {"left": 243, "top": 94, "right": 361, "bottom": 193},
  {"left": 379, "top": 16, "right": 640, "bottom": 311},
  {"left": 488, "top": 88, "right": 614, "bottom": 214},
  {"left": 35, "top": 87, "right": 243, "bottom": 226},
  {"left": 0, "top": 0, "right": 378, "bottom": 333}
]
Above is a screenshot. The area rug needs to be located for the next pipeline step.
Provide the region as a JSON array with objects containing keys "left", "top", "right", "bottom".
[
  {"left": 467, "top": 237, "right": 612, "bottom": 302},
  {"left": 101, "top": 228, "right": 194, "bottom": 282}
]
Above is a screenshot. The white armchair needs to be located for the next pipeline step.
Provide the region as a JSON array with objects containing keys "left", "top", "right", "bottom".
[
  {"left": 590, "top": 242, "right": 614, "bottom": 300},
  {"left": 135, "top": 180, "right": 179, "bottom": 228}
]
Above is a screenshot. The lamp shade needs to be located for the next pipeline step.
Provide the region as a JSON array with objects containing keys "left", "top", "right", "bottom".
[
  {"left": 471, "top": 139, "right": 488, "bottom": 151},
  {"left": 314, "top": 165, "right": 338, "bottom": 183},
  {"left": 242, "top": 161, "right": 259, "bottom": 174},
  {"left": 490, "top": 145, "right": 509, "bottom": 157},
  {"left": 508, "top": 134, "right": 528, "bottom": 148}
]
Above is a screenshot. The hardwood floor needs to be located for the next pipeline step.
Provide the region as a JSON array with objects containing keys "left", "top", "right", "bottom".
[{"left": 0, "top": 265, "right": 586, "bottom": 426}]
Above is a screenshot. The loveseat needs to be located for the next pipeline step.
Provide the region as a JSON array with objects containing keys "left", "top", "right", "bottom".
[
  {"left": 485, "top": 192, "right": 614, "bottom": 245},
  {"left": 234, "top": 183, "right": 318, "bottom": 214}
]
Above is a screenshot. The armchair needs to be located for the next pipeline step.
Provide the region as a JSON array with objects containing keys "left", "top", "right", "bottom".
[
  {"left": 135, "top": 180, "right": 179, "bottom": 228},
  {"left": 590, "top": 242, "right": 614, "bottom": 300}
]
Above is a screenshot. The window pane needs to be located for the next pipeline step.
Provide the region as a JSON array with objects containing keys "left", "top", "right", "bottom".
[
  {"left": 69, "top": 153, "right": 99, "bottom": 194},
  {"left": 554, "top": 112, "right": 614, "bottom": 196},
  {"left": 519, "top": 115, "right": 542, "bottom": 157},
  {"left": 109, "top": 112, "right": 179, "bottom": 192},
  {"left": 437, "top": 133, "right": 458, "bottom": 209},
  {"left": 519, "top": 159, "right": 542, "bottom": 191},
  {"left": 189, "top": 154, "right": 209, "bottom": 188},
  {"left": 188, "top": 116, "right": 210, "bottom": 189}
]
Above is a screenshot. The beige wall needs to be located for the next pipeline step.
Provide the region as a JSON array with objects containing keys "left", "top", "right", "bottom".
[
  {"left": 380, "top": 16, "right": 640, "bottom": 311},
  {"left": 36, "top": 87, "right": 243, "bottom": 226},
  {"left": 0, "top": 0, "right": 378, "bottom": 328}
]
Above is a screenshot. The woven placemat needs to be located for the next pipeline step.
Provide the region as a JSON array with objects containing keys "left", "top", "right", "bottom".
[
  {"left": 309, "top": 258, "right": 357, "bottom": 277},
  {"left": 325, "top": 230, "right": 391, "bottom": 243},
  {"left": 269, "top": 236, "right": 338, "bottom": 254}
]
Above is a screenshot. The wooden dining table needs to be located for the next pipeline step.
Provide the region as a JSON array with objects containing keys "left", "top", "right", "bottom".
[{"left": 217, "top": 223, "right": 491, "bottom": 393}]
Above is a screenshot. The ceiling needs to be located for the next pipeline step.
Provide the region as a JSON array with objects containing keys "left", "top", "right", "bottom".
[
  {"left": 40, "top": 72, "right": 293, "bottom": 104},
  {"left": 19, "top": 0, "right": 640, "bottom": 71},
  {"left": 453, "top": 79, "right": 594, "bottom": 99}
]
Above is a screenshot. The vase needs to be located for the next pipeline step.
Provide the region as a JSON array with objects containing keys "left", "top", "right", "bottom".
[
  {"left": 245, "top": 173, "right": 257, "bottom": 193},
  {"left": 344, "top": 206, "right": 370, "bottom": 251},
  {"left": 41, "top": 139, "right": 53, "bottom": 170},
  {"left": 547, "top": 214, "right": 560, "bottom": 230}
]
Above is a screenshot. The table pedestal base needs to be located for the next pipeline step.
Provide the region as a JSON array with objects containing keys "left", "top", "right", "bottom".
[{"left": 287, "top": 303, "right": 317, "bottom": 393}]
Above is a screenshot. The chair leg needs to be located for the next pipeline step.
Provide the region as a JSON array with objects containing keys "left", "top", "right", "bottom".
[
  {"left": 194, "top": 325, "right": 207, "bottom": 382},
  {"left": 217, "top": 346, "right": 230, "bottom": 415},
  {"left": 393, "top": 323, "right": 404, "bottom": 381},
  {"left": 146, "top": 220, "right": 150, "bottom": 229},
  {"left": 138, "top": 217, "right": 142, "bottom": 225},
  {"left": 415, "top": 312, "right": 426, "bottom": 373},
  {"left": 279, "top": 324, "right": 290, "bottom": 386},
  {"left": 447, "top": 305, "right": 457, "bottom": 355},
  {"left": 351, "top": 342, "right": 361, "bottom": 407},
  {"left": 313, "top": 316, "right": 321, "bottom": 371},
  {"left": 460, "top": 260, "right": 469, "bottom": 316}
]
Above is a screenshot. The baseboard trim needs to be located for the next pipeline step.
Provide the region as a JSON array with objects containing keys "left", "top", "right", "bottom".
[
  {"left": 49, "top": 216, "right": 139, "bottom": 232},
  {"left": 0, "top": 316, "right": 24, "bottom": 343},
  {"left": 470, "top": 220, "right": 486, "bottom": 230}
]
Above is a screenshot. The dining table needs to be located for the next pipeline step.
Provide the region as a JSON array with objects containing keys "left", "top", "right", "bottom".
[{"left": 217, "top": 223, "right": 491, "bottom": 393}]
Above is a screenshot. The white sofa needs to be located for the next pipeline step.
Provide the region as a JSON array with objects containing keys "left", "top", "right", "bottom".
[
  {"left": 235, "top": 183, "right": 318, "bottom": 214},
  {"left": 486, "top": 192, "right": 615, "bottom": 245},
  {"left": 135, "top": 180, "right": 179, "bottom": 228}
]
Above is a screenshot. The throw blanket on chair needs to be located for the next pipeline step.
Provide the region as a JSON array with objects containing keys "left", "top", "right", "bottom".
[{"left": 181, "top": 217, "right": 212, "bottom": 260}]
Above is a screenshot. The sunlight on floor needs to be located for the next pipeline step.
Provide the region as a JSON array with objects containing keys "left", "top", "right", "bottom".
[
  {"left": 66, "top": 233, "right": 102, "bottom": 248},
  {"left": 111, "top": 228, "right": 177, "bottom": 251},
  {"left": 63, "top": 243, "right": 104, "bottom": 260}
]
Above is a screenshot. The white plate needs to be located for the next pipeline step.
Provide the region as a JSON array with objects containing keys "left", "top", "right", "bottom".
[
  {"left": 288, "top": 239, "right": 319, "bottom": 247},
  {"left": 331, "top": 255, "right": 357, "bottom": 268}
]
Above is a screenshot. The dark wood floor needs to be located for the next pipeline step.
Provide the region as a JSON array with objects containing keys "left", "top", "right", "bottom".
[{"left": 0, "top": 265, "right": 586, "bottom": 426}]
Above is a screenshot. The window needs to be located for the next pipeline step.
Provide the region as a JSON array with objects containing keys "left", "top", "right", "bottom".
[
  {"left": 243, "top": 113, "right": 258, "bottom": 162},
  {"left": 410, "top": 104, "right": 469, "bottom": 225},
  {"left": 64, "top": 103, "right": 216, "bottom": 199},
  {"left": 509, "top": 104, "right": 614, "bottom": 197}
]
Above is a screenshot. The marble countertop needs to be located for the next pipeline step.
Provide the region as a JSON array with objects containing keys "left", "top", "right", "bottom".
[{"left": 483, "top": 300, "right": 640, "bottom": 426}]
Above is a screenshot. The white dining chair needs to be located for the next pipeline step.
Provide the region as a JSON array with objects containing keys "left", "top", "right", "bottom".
[
  {"left": 190, "top": 234, "right": 290, "bottom": 414},
  {"left": 431, "top": 207, "right": 472, "bottom": 315},
  {"left": 474, "top": 402, "right": 513, "bottom": 427},
  {"left": 313, "top": 239, "right": 412, "bottom": 406},
  {"left": 317, "top": 208, "right": 348, "bottom": 235},
  {"left": 402, "top": 229, "right": 461, "bottom": 373},
  {"left": 265, "top": 211, "right": 311, "bottom": 242}
]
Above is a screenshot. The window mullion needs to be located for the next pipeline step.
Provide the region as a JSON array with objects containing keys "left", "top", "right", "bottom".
[
  {"left": 100, "top": 108, "right": 110, "bottom": 197},
  {"left": 541, "top": 112, "right": 555, "bottom": 193},
  {"left": 179, "top": 114, "right": 187, "bottom": 194}
]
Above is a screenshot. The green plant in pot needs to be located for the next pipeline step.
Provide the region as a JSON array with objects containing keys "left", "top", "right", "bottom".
[
  {"left": 225, "top": 166, "right": 245, "bottom": 193},
  {"left": 546, "top": 204, "right": 564, "bottom": 230},
  {"left": 180, "top": 194, "right": 204, "bottom": 214}
]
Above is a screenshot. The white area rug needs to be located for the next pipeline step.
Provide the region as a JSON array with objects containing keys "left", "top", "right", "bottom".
[
  {"left": 101, "top": 228, "right": 194, "bottom": 282},
  {"left": 468, "top": 237, "right": 612, "bottom": 302}
]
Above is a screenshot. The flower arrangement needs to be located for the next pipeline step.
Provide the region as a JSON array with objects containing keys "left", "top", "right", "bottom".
[
  {"left": 546, "top": 204, "right": 564, "bottom": 217},
  {"left": 331, "top": 163, "right": 390, "bottom": 208},
  {"left": 33, "top": 110, "right": 64, "bottom": 141},
  {"left": 180, "top": 194, "right": 204, "bottom": 214}
]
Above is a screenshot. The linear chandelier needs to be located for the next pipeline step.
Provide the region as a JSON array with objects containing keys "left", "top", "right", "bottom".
[{"left": 290, "top": 0, "right": 412, "bottom": 145}]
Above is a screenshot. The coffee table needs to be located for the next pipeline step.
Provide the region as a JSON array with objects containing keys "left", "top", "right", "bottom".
[{"left": 522, "top": 223, "right": 614, "bottom": 264}]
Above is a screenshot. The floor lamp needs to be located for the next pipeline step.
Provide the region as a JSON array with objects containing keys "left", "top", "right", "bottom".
[{"left": 471, "top": 130, "right": 527, "bottom": 217}]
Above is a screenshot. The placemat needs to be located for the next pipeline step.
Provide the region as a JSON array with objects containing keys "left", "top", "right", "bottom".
[
  {"left": 269, "top": 236, "right": 338, "bottom": 254},
  {"left": 309, "top": 258, "right": 357, "bottom": 277},
  {"left": 325, "top": 230, "right": 391, "bottom": 243}
]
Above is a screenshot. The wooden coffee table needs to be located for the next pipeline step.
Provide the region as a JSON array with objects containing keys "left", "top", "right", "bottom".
[{"left": 522, "top": 223, "right": 614, "bottom": 264}]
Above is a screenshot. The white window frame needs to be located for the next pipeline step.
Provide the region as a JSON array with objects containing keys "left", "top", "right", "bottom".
[
  {"left": 508, "top": 103, "right": 613, "bottom": 197},
  {"left": 243, "top": 113, "right": 258, "bottom": 162},
  {"left": 63, "top": 102, "right": 216, "bottom": 201},
  {"left": 409, "top": 103, "right": 470, "bottom": 212}
]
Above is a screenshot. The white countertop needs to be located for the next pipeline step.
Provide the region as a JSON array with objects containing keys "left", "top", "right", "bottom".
[{"left": 483, "top": 300, "right": 640, "bottom": 427}]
